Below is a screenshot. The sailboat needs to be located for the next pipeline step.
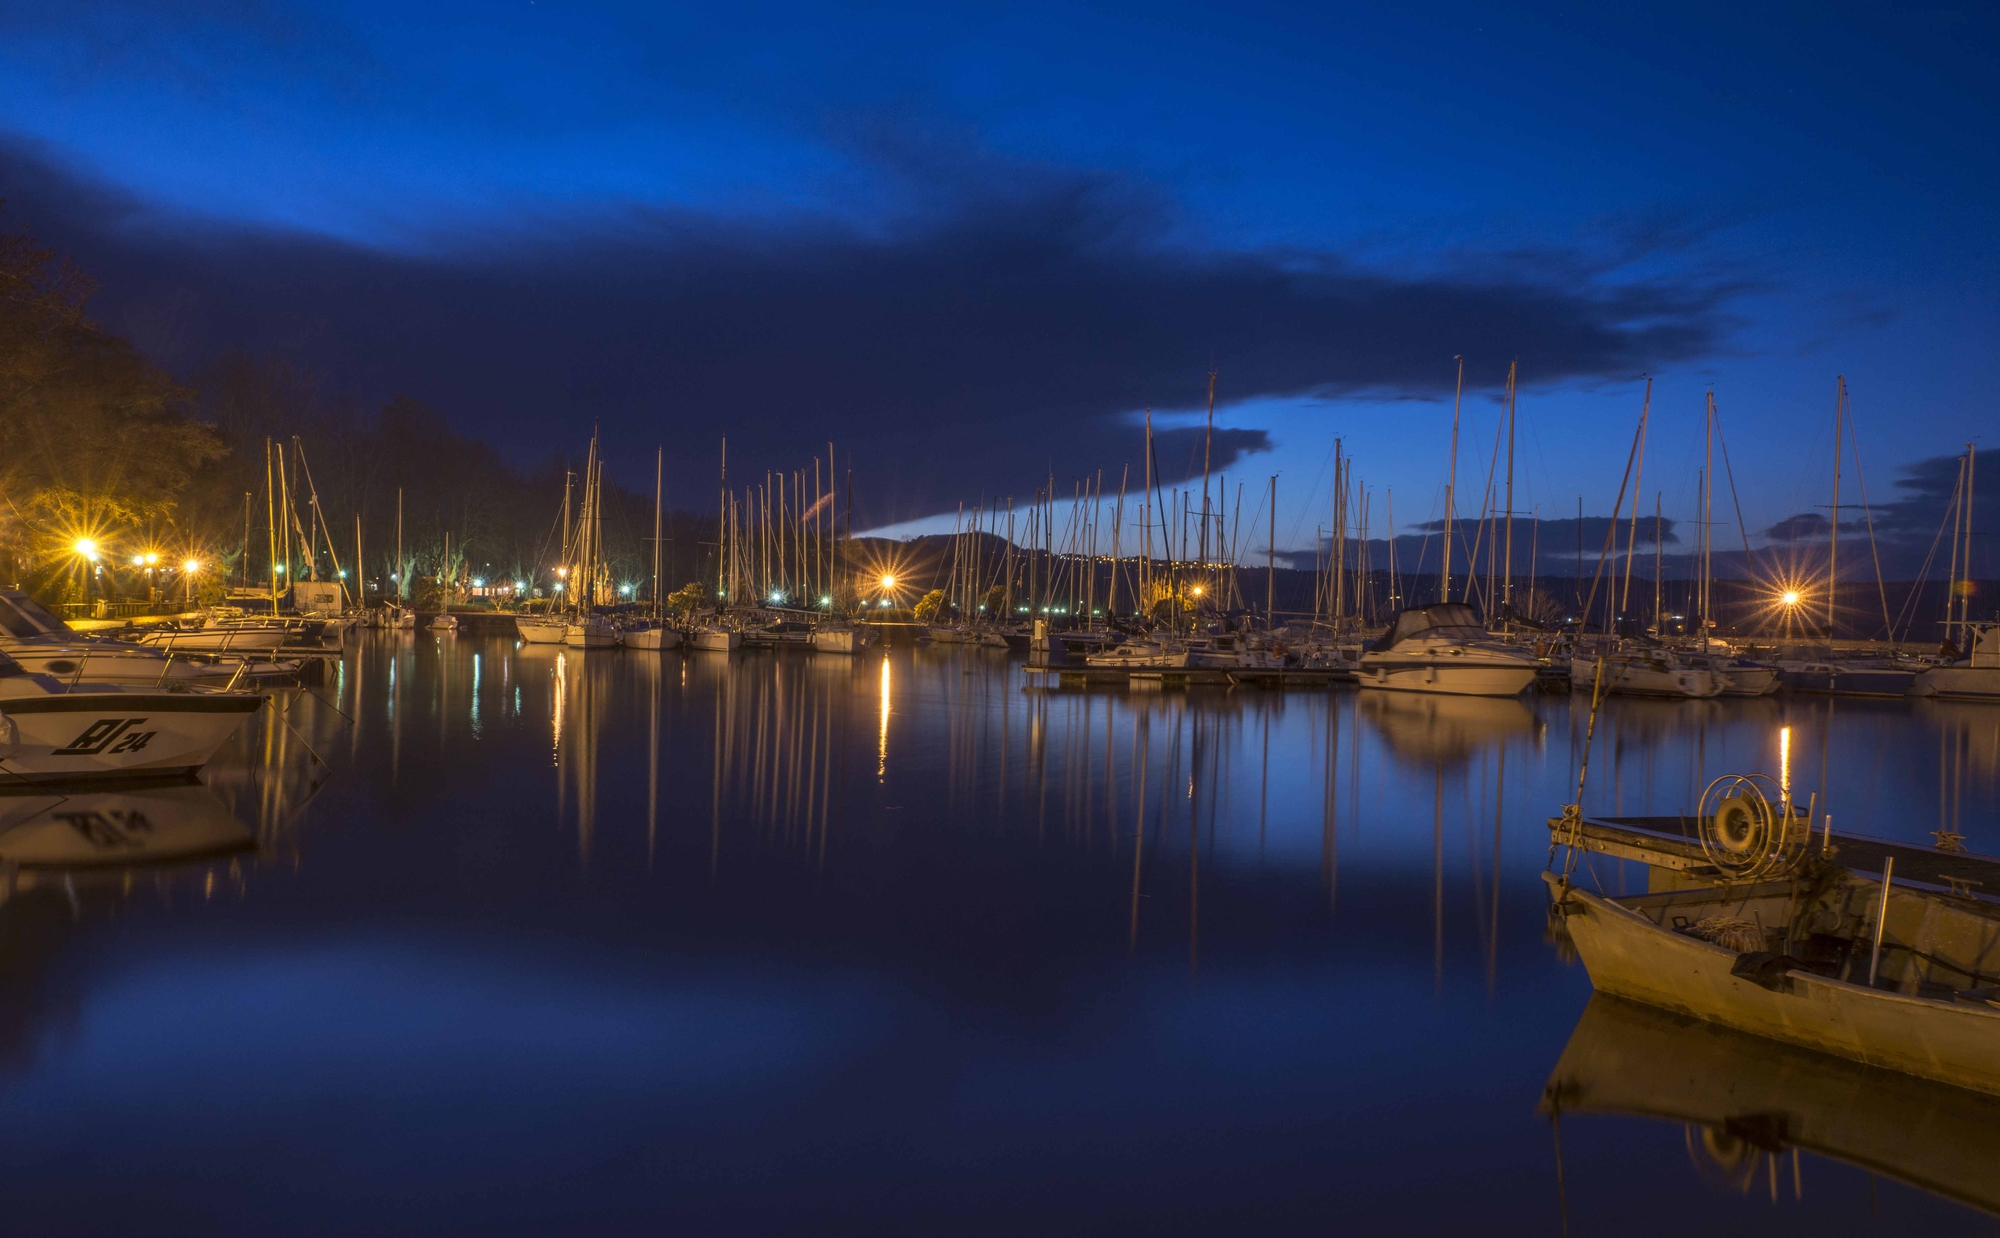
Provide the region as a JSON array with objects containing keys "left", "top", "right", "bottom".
[
  {"left": 564, "top": 437, "right": 618, "bottom": 649},
  {"left": 1912, "top": 446, "right": 1997, "bottom": 701},
  {"left": 517, "top": 470, "right": 576, "bottom": 644},
  {"left": 625, "top": 448, "right": 682, "bottom": 651}
]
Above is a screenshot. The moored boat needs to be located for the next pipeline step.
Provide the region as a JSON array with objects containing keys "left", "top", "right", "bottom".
[
  {"left": 1357, "top": 603, "right": 1537, "bottom": 696},
  {"left": 1912, "top": 623, "right": 2000, "bottom": 702},
  {"left": 0, "top": 652, "right": 264, "bottom": 783}
]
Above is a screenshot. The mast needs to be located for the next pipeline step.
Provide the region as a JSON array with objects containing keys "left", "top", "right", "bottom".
[
  {"left": 1445, "top": 356, "right": 1462, "bottom": 603},
  {"left": 1702, "top": 392, "right": 1715, "bottom": 649},
  {"left": 1653, "top": 493, "right": 1662, "bottom": 633},
  {"left": 1503, "top": 360, "right": 1516, "bottom": 616},
  {"left": 652, "top": 446, "right": 664, "bottom": 617},
  {"left": 1267, "top": 474, "right": 1277, "bottom": 626},
  {"left": 1830, "top": 376, "right": 1844, "bottom": 637},
  {"left": 1111, "top": 464, "right": 1127, "bottom": 617},
  {"left": 396, "top": 487, "right": 403, "bottom": 601},
  {"left": 1619, "top": 379, "right": 1650, "bottom": 630},
  {"left": 717, "top": 437, "right": 728, "bottom": 599},
  {"left": 1200, "top": 364, "right": 1216, "bottom": 586},
  {"left": 1963, "top": 443, "right": 1978, "bottom": 633}
]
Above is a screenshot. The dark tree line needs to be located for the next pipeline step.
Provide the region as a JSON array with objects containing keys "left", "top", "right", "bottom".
[{"left": 1, "top": 215, "right": 718, "bottom": 606}]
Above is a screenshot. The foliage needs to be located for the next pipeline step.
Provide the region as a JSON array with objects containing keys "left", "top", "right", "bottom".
[
  {"left": 913, "top": 588, "right": 946, "bottom": 623},
  {"left": 666, "top": 581, "right": 709, "bottom": 614},
  {"left": 2, "top": 213, "right": 226, "bottom": 596},
  {"left": 1141, "top": 577, "right": 1196, "bottom": 622},
  {"left": 981, "top": 584, "right": 1007, "bottom": 615}
]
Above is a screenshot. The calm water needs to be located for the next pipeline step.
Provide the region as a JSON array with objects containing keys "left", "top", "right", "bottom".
[{"left": 2, "top": 633, "right": 1997, "bottom": 1234}]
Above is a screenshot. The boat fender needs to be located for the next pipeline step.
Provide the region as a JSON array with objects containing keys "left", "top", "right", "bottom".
[{"left": 1729, "top": 951, "right": 1802, "bottom": 993}]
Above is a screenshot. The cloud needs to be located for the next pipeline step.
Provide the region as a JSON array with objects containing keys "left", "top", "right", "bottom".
[{"left": 2, "top": 134, "right": 1745, "bottom": 525}]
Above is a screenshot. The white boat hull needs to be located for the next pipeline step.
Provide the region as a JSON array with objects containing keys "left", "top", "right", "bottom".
[
  {"left": 515, "top": 617, "right": 569, "bottom": 645},
  {"left": 0, "top": 692, "right": 263, "bottom": 782},
  {"left": 1572, "top": 657, "right": 1723, "bottom": 698},
  {"left": 1356, "top": 656, "right": 1536, "bottom": 696},
  {"left": 564, "top": 620, "right": 618, "bottom": 648},
  {"left": 1912, "top": 665, "right": 2000, "bottom": 701},
  {"left": 622, "top": 626, "right": 681, "bottom": 650},
  {"left": 691, "top": 627, "right": 741, "bottom": 652},
  {"left": 811, "top": 627, "right": 877, "bottom": 655}
]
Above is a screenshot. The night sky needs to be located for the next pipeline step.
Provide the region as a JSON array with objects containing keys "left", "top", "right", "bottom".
[{"left": 2, "top": 1, "right": 1994, "bottom": 562}]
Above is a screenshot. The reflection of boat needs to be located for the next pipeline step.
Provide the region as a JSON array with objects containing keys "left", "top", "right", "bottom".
[
  {"left": 1544, "top": 994, "right": 2000, "bottom": 1217},
  {"left": 1544, "top": 824, "right": 2000, "bottom": 1095},
  {"left": 1357, "top": 604, "right": 1538, "bottom": 696},
  {"left": 1358, "top": 689, "right": 1534, "bottom": 764},
  {"left": 0, "top": 652, "right": 265, "bottom": 782},
  {"left": 0, "top": 779, "right": 255, "bottom": 868}
]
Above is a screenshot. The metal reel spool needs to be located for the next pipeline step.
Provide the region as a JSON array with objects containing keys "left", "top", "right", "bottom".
[{"left": 1697, "top": 774, "right": 1797, "bottom": 879}]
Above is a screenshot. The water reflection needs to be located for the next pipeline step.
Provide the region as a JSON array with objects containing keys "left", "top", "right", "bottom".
[
  {"left": 2, "top": 633, "right": 1993, "bottom": 1232},
  {"left": 1545, "top": 994, "right": 2000, "bottom": 1217}
]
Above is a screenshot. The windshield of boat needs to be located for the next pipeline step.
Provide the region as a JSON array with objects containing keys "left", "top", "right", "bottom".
[
  {"left": 0, "top": 592, "right": 73, "bottom": 638},
  {"left": 1372, "top": 604, "right": 1488, "bottom": 650}
]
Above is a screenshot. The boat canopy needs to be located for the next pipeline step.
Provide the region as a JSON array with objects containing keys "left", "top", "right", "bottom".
[
  {"left": 0, "top": 591, "right": 72, "bottom": 638},
  {"left": 1371, "top": 603, "right": 1487, "bottom": 651}
]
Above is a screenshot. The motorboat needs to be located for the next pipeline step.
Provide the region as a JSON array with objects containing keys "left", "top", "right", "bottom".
[
  {"left": 1912, "top": 623, "right": 2000, "bottom": 702},
  {"left": 1570, "top": 646, "right": 1725, "bottom": 698},
  {"left": 135, "top": 620, "right": 290, "bottom": 654},
  {"left": 0, "top": 651, "right": 264, "bottom": 783},
  {"left": 740, "top": 619, "right": 814, "bottom": 650},
  {"left": 514, "top": 614, "right": 569, "bottom": 645},
  {"left": 564, "top": 615, "right": 618, "bottom": 648},
  {"left": 810, "top": 623, "right": 879, "bottom": 655},
  {"left": 1546, "top": 802, "right": 2000, "bottom": 1097},
  {"left": 1356, "top": 603, "right": 1538, "bottom": 696},
  {"left": 0, "top": 590, "right": 249, "bottom": 687}
]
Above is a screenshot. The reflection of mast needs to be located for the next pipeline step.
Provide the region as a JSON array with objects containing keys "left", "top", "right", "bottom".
[{"left": 1128, "top": 711, "right": 1149, "bottom": 949}]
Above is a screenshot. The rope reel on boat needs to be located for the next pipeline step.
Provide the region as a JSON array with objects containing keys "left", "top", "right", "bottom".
[{"left": 1696, "top": 774, "right": 1807, "bottom": 881}]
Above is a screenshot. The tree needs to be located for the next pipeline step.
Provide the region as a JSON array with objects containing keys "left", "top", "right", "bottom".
[
  {"left": 913, "top": 588, "right": 946, "bottom": 623},
  {"left": 667, "top": 581, "right": 709, "bottom": 614},
  {"left": 981, "top": 584, "right": 1007, "bottom": 616},
  {"left": 2, "top": 214, "right": 226, "bottom": 601}
]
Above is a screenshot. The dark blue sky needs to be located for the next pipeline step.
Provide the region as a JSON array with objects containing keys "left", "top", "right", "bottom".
[{"left": 2, "top": 1, "right": 1994, "bottom": 557}]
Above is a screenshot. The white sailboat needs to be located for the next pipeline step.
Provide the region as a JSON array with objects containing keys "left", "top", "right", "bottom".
[{"left": 624, "top": 447, "right": 682, "bottom": 651}]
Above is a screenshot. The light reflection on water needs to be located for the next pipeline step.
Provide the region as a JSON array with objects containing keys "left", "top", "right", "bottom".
[{"left": 0, "top": 632, "right": 1995, "bottom": 1233}]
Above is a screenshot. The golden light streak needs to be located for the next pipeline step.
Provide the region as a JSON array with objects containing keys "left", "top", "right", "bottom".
[
  {"left": 1780, "top": 725, "right": 1791, "bottom": 800},
  {"left": 877, "top": 654, "right": 891, "bottom": 779}
]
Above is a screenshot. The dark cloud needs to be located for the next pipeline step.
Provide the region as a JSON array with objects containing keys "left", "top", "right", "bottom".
[{"left": 2, "top": 135, "right": 1743, "bottom": 526}]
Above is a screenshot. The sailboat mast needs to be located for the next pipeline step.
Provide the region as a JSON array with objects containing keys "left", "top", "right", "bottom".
[
  {"left": 1830, "top": 377, "right": 1844, "bottom": 636},
  {"left": 1503, "top": 361, "right": 1516, "bottom": 615},
  {"left": 652, "top": 447, "right": 664, "bottom": 616},
  {"left": 1267, "top": 474, "right": 1277, "bottom": 626},
  {"left": 1964, "top": 443, "right": 1978, "bottom": 632},
  {"left": 1445, "top": 356, "right": 1462, "bottom": 602},
  {"left": 1200, "top": 365, "right": 1215, "bottom": 584}
]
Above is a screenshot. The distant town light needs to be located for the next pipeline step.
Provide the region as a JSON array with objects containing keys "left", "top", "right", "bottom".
[
  {"left": 552, "top": 583, "right": 564, "bottom": 594},
  {"left": 273, "top": 564, "right": 286, "bottom": 574},
  {"left": 819, "top": 596, "right": 832, "bottom": 606},
  {"left": 879, "top": 599, "right": 891, "bottom": 608},
  {"left": 338, "top": 570, "right": 348, "bottom": 579}
]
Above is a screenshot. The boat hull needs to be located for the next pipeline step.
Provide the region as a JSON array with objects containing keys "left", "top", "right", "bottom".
[
  {"left": 0, "top": 693, "right": 263, "bottom": 782},
  {"left": 563, "top": 622, "right": 618, "bottom": 648},
  {"left": 691, "top": 627, "right": 741, "bottom": 652},
  {"left": 811, "top": 628, "right": 876, "bottom": 655},
  {"left": 514, "top": 617, "right": 569, "bottom": 645},
  {"left": 1912, "top": 665, "right": 2000, "bottom": 701},
  {"left": 137, "top": 627, "right": 288, "bottom": 654},
  {"left": 622, "top": 627, "right": 680, "bottom": 650},
  {"left": 1355, "top": 656, "right": 1536, "bottom": 696},
  {"left": 1780, "top": 664, "right": 1919, "bottom": 697},
  {"left": 1547, "top": 874, "right": 2000, "bottom": 1097}
]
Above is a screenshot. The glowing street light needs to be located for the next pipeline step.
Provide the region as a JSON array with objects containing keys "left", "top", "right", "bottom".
[
  {"left": 183, "top": 558, "right": 201, "bottom": 574},
  {"left": 74, "top": 538, "right": 99, "bottom": 561},
  {"left": 879, "top": 574, "right": 895, "bottom": 589},
  {"left": 1781, "top": 590, "right": 1800, "bottom": 607},
  {"left": 1190, "top": 585, "right": 1205, "bottom": 597},
  {"left": 144, "top": 553, "right": 158, "bottom": 566}
]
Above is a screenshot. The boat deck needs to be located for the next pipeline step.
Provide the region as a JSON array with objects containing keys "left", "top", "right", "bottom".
[{"left": 1551, "top": 813, "right": 2000, "bottom": 896}]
